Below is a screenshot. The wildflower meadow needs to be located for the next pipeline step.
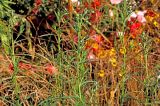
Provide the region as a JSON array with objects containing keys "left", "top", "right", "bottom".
[{"left": 0, "top": 0, "right": 160, "bottom": 105}]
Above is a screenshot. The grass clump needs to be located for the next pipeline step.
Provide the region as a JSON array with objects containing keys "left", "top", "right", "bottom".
[{"left": 0, "top": 0, "right": 160, "bottom": 105}]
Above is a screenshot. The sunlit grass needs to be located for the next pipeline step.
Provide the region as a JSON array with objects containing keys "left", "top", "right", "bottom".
[{"left": 0, "top": 0, "right": 160, "bottom": 105}]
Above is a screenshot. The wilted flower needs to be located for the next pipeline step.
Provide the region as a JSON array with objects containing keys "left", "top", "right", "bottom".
[
  {"left": 45, "top": 64, "right": 58, "bottom": 75},
  {"left": 18, "top": 61, "right": 32, "bottom": 70},
  {"left": 110, "top": 0, "right": 123, "bottom": 4},
  {"left": 90, "top": 10, "right": 102, "bottom": 23}
]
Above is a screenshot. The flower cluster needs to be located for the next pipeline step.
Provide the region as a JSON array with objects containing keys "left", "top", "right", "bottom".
[{"left": 127, "top": 10, "right": 147, "bottom": 38}]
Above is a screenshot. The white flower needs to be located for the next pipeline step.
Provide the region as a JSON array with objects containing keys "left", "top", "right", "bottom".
[
  {"left": 128, "top": 10, "right": 147, "bottom": 23},
  {"left": 110, "top": 0, "right": 123, "bottom": 4},
  {"left": 71, "top": 0, "right": 80, "bottom": 5}
]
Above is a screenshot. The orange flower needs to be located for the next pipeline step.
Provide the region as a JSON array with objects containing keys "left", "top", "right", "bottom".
[
  {"left": 91, "top": 35, "right": 103, "bottom": 44},
  {"left": 91, "top": 42, "right": 99, "bottom": 52}
]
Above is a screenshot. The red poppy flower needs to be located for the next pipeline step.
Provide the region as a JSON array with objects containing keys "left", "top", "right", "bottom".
[
  {"left": 129, "top": 22, "right": 142, "bottom": 38},
  {"left": 91, "top": 0, "right": 101, "bottom": 9}
]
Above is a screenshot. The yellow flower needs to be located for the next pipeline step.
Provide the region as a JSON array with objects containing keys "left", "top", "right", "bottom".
[
  {"left": 109, "top": 48, "right": 116, "bottom": 56},
  {"left": 92, "top": 42, "right": 99, "bottom": 51},
  {"left": 153, "top": 21, "right": 160, "bottom": 28},
  {"left": 110, "top": 58, "right": 117, "bottom": 67},
  {"left": 98, "top": 70, "right": 105, "bottom": 78},
  {"left": 120, "top": 47, "right": 126, "bottom": 54},
  {"left": 97, "top": 49, "right": 107, "bottom": 59},
  {"left": 153, "top": 38, "right": 160, "bottom": 44}
]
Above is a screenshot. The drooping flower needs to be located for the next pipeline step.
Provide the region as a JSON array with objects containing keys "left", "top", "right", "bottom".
[{"left": 110, "top": 0, "right": 123, "bottom": 4}]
